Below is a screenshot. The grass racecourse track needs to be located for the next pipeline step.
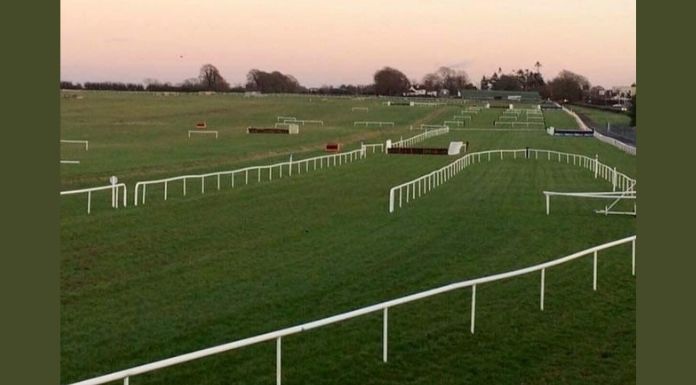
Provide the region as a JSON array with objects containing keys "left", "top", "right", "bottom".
[{"left": 61, "top": 92, "right": 636, "bottom": 385}]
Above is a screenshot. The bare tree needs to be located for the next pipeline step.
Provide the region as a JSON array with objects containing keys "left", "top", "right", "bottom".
[{"left": 199, "top": 64, "right": 230, "bottom": 91}]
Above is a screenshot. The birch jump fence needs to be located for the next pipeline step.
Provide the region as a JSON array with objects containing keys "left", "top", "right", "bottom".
[
  {"left": 388, "top": 148, "right": 636, "bottom": 213},
  {"left": 65, "top": 235, "right": 636, "bottom": 385},
  {"left": 133, "top": 148, "right": 367, "bottom": 206}
]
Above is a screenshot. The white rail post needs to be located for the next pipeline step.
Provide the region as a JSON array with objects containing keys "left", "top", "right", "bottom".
[
  {"left": 201, "top": 177, "right": 205, "bottom": 194},
  {"left": 540, "top": 269, "right": 545, "bottom": 311},
  {"left": 276, "top": 337, "right": 282, "bottom": 385},
  {"left": 142, "top": 185, "right": 146, "bottom": 205},
  {"left": 164, "top": 181, "right": 168, "bottom": 200},
  {"left": 124, "top": 376, "right": 128, "bottom": 385},
  {"left": 595, "top": 155, "right": 599, "bottom": 178},
  {"left": 383, "top": 307, "right": 389, "bottom": 363},
  {"left": 593, "top": 251, "right": 598, "bottom": 291},
  {"left": 632, "top": 238, "right": 636, "bottom": 276},
  {"left": 217, "top": 174, "right": 220, "bottom": 190},
  {"left": 389, "top": 190, "right": 395, "bottom": 213},
  {"left": 183, "top": 179, "right": 187, "bottom": 196},
  {"left": 470, "top": 285, "right": 477, "bottom": 334},
  {"left": 87, "top": 191, "right": 91, "bottom": 214},
  {"left": 546, "top": 194, "right": 550, "bottom": 215},
  {"left": 612, "top": 167, "right": 617, "bottom": 191}
]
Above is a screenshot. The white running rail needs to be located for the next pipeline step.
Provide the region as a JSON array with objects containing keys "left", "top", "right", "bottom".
[
  {"left": 60, "top": 183, "right": 128, "bottom": 214},
  {"left": 134, "top": 148, "right": 367, "bottom": 206},
  {"left": 354, "top": 121, "right": 395, "bottom": 127},
  {"left": 593, "top": 130, "right": 636, "bottom": 156},
  {"left": 188, "top": 130, "right": 218, "bottom": 139},
  {"left": 388, "top": 148, "right": 636, "bottom": 213},
  {"left": 391, "top": 127, "right": 449, "bottom": 149},
  {"left": 61, "top": 139, "right": 89, "bottom": 151},
  {"left": 65, "top": 235, "right": 636, "bottom": 385}
]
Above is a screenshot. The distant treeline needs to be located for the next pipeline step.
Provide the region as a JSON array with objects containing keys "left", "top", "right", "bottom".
[{"left": 61, "top": 63, "right": 632, "bottom": 107}]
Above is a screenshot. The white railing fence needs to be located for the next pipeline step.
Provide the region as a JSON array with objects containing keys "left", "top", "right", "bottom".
[
  {"left": 593, "top": 130, "right": 637, "bottom": 155},
  {"left": 388, "top": 148, "right": 636, "bottom": 213},
  {"left": 134, "top": 148, "right": 367, "bottom": 206},
  {"left": 66, "top": 235, "right": 636, "bottom": 385},
  {"left": 60, "top": 183, "right": 127, "bottom": 214},
  {"left": 543, "top": 191, "right": 637, "bottom": 216},
  {"left": 61, "top": 139, "right": 89, "bottom": 151},
  {"left": 391, "top": 127, "right": 449, "bottom": 149},
  {"left": 363, "top": 143, "right": 385, "bottom": 154}
]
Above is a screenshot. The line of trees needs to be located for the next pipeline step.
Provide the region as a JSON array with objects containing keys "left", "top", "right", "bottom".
[{"left": 61, "top": 62, "right": 630, "bottom": 108}]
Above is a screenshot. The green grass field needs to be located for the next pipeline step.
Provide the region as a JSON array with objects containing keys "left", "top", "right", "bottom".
[
  {"left": 61, "top": 92, "right": 635, "bottom": 385},
  {"left": 569, "top": 105, "right": 632, "bottom": 126}
]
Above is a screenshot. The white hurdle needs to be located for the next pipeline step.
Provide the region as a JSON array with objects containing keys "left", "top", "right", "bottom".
[
  {"left": 188, "top": 130, "right": 218, "bottom": 139},
  {"left": 61, "top": 139, "right": 89, "bottom": 151}
]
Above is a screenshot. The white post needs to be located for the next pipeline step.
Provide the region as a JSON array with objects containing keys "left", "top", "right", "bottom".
[
  {"left": 87, "top": 191, "right": 91, "bottom": 214},
  {"left": 124, "top": 377, "right": 128, "bottom": 385},
  {"left": 201, "top": 177, "right": 205, "bottom": 194},
  {"left": 595, "top": 155, "right": 599, "bottom": 178},
  {"left": 540, "top": 269, "right": 545, "bottom": 311},
  {"left": 546, "top": 194, "right": 550, "bottom": 215},
  {"left": 593, "top": 251, "right": 598, "bottom": 291},
  {"left": 383, "top": 307, "right": 388, "bottom": 363},
  {"left": 164, "top": 181, "right": 168, "bottom": 200},
  {"left": 217, "top": 174, "right": 220, "bottom": 190},
  {"left": 389, "top": 190, "right": 395, "bottom": 213},
  {"left": 276, "top": 337, "right": 282, "bottom": 385},
  {"left": 470, "top": 285, "right": 476, "bottom": 334},
  {"left": 612, "top": 167, "right": 617, "bottom": 191},
  {"left": 183, "top": 179, "right": 187, "bottom": 196},
  {"left": 632, "top": 239, "right": 636, "bottom": 276}
]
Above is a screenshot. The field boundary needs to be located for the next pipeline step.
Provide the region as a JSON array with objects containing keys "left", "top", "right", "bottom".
[{"left": 65, "top": 235, "right": 636, "bottom": 385}]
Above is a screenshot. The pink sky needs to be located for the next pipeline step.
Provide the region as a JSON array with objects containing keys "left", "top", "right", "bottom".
[{"left": 61, "top": 0, "right": 636, "bottom": 88}]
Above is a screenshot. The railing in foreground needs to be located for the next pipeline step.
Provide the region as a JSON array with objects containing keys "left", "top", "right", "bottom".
[
  {"left": 134, "top": 148, "right": 366, "bottom": 206},
  {"left": 391, "top": 126, "right": 449, "bottom": 148},
  {"left": 66, "top": 235, "right": 636, "bottom": 385},
  {"left": 60, "top": 183, "right": 127, "bottom": 214},
  {"left": 388, "top": 148, "right": 637, "bottom": 213}
]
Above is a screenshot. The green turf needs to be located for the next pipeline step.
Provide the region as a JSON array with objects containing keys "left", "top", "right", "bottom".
[
  {"left": 61, "top": 92, "right": 635, "bottom": 385},
  {"left": 569, "top": 106, "right": 632, "bottom": 126}
]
